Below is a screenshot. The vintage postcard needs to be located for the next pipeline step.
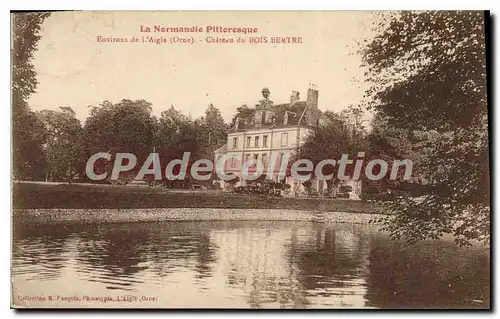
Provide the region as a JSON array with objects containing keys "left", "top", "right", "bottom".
[{"left": 11, "top": 11, "right": 490, "bottom": 309}]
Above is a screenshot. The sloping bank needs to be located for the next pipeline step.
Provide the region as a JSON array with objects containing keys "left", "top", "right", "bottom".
[
  {"left": 12, "top": 182, "right": 384, "bottom": 224},
  {"left": 12, "top": 208, "right": 382, "bottom": 225},
  {"left": 13, "top": 182, "right": 380, "bottom": 211}
]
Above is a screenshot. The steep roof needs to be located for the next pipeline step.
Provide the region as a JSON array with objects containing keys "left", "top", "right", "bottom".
[
  {"left": 273, "top": 102, "right": 306, "bottom": 127},
  {"left": 228, "top": 100, "right": 330, "bottom": 133}
]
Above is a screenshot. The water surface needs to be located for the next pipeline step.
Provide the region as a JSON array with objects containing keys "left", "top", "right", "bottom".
[{"left": 12, "top": 220, "right": 490, "bottom": 308}]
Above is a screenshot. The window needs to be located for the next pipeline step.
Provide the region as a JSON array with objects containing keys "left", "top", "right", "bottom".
[
  {"left": 263, "top": 135, "right": 268, "bottom": 147},
  {"left": 264, "top": 111, "right": 272, "bottom": 123},
  {"left": 232, "top": 137, "right": 238, "bottom": 149},
  {"left": 281, "top": 133, "right": 288, "bottom": 146},
  {"left": 231, "top": 158, "right": 237, "bottom": 168},
  {"left": 262, "top": 153, "right": 268, "bottom": 165},
  {"left": 255, "top": 111, "right": 262, "bottom": 125},
  {"left": 254, "top": 136, "right": 260, "bottom": 147},
  {"left": 246, "top": 136, "right": 251, "bottom": 148}
]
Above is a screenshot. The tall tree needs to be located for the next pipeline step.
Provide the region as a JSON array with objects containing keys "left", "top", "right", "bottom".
[
  {"left": 197, "top": 104, "right": 228, "bottom": 158},
  {"left": 84, "top": 99, "right": 156, "bottom": 172},
  {"left": 12, "top": 12, "right": 50, "bottom": 179},
  {"left": 38, "top": 107, "right": 84, "bottom": 182},
  {"left": 154, "top": 106, "right": 201, "bottom": 185},
  {"left": 361, "top": 11, "right": 489, "bottom": 246},
  {"left": 156, "top": 105, "right": 200, "bottom": 156}
]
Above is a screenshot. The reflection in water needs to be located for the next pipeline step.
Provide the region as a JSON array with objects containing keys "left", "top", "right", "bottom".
[
  {"left": 366, "top": 237, "right": 490, "bottom": 309},
  {"left": 12, "top": 220, "right": 489, "bottom": 309}
]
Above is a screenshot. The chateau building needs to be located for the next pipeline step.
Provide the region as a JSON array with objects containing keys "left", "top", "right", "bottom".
[{"left": 214, "top": 86, "right": 361, "bottom": 198}]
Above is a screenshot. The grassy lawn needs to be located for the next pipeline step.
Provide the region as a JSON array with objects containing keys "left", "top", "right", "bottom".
[{"left": 12, "top": 182, "right": 381, "bottom": 213}]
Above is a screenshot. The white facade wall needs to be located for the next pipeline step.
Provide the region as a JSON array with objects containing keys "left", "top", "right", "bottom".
[{"left": 216, "top": 126, "right": 314, "bottom": 184}]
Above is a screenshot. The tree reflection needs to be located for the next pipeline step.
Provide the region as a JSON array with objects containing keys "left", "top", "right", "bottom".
[
  {"left": 365, "top": 237, "right": 490, "bottom": 309},
  {"left": 193, "top": 232, "right": 217, "bottom": 279},
  {"left": 74, "top": 222, "right": 218, "bottom": 289},
  {"left": 12, "top": 223, "right": 73, "bottom": 281}
]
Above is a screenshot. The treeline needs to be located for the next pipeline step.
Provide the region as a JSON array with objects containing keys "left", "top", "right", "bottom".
[
  {"left": 11, "top": 12, "right": 231, "bottom": 183},
  {"left": 14, "top": 100, "right": 228, "bottom": 183},
  {"left": 359, "top": 11, "right": 489, "bottom": 246}
]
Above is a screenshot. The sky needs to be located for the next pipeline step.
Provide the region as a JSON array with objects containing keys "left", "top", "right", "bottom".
[{"left": 28, "top": 11, "right": 378, "bottom": 123}]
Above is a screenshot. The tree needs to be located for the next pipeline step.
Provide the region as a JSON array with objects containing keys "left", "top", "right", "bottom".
[
  {"left": 12, "top": 111, "right": 48, "bottom": 180},
  {"left": 152, "top": 105, "right": 200, "bottom": 185},
  {"left": 361, "top": 11, "right": 489, "bottom": 246},
  {"left": 297, "top": 110, "right": 367, "bottom": 195},
  {"left": 230, "top": 104, "right": 254, "bottom": 126},
  {"left": 38, "top": 107, "right": 84, "bottom": 182},
  {"left": 83, "top": 99, "right": 156, "bottom": 180},
  {"left": 197, "top": 104, "right": 228, "bottom": 159},
  {"left": 12, "top": 12, "right": 51, "bottom": 179},
  {"left": 156, "top": 105, "right": 201, "bottom": 157}
]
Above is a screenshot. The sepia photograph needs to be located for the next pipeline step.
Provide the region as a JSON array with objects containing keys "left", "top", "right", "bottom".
[{"left": 10, "top": 10, "right": 490, "bottom": 309}]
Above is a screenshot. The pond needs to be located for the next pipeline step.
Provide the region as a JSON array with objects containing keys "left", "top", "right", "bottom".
[{"left": 12, "top": 220, "right": 490, "bottom": 309}]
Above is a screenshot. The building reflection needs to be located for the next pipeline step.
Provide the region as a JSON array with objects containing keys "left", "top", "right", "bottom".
[
  {"left": 287, "top": 225, "right": 371, "bottom": 308},
  {"left": 210, "top": 222, "right": 371, "bottom": 308},
  {"left": 210, "top": 225, "right": 307, "bottom": 308}
]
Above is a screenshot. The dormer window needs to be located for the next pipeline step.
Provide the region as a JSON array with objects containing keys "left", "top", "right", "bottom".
[
  {"left": 264, "top": 111, "right": 273, "bottom": 123},
  {"left": 255, "top": 111, "right": 263, "bottom": 124}
]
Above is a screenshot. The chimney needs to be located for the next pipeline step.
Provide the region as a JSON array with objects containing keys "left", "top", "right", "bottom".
[
  {"left": 306, "top": 84, "right": 319, "bottom": 109},
  {"left": 290, "top": 90, "right": 300, "bottom": 104},
  {"left": 235, "top": 117, "right": 241, "bottom": 130}
]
